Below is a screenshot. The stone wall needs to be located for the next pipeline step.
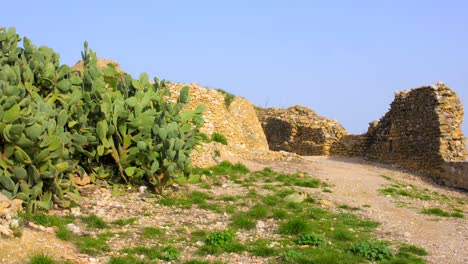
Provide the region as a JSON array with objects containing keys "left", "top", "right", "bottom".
[
  {"left": 440, "top": 162, "right": 468, "bottom": 188},
  {"left": 330, "top": 82, "right": 467, "bottom": 189},
  {"left": 256, "top": 105, "right": 347, "bottom": 155},
  {"left": 167, "top": 83, "right": 272, "bottom": 167}
]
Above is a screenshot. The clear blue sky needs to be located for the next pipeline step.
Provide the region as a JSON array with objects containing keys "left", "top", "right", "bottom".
[{"left": 2, "top": 1, "right": 467, "bottom": 135}]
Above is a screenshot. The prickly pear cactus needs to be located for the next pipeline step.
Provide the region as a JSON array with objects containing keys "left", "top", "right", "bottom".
[{"left": 0, "top": 27, "right": 205, "bottom": 211}]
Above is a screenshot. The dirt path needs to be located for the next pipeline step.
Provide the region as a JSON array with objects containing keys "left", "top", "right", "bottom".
[{"left": 250, "top": 156, "right": 468, "bottom": 264}]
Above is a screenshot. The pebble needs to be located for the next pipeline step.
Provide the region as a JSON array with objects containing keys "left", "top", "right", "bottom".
[
  {"left": 139, "top": 186, "right": 147, "bottom": 193},
  {"left": 71, "top": 207, "right": 81, "bottom": 217},
  {"left": 66, "top": 223, "right": 82, "bottom": 235},
  {"left": 195, "top": 241, "right": 205, "bottom": 247},
  {"left": 256, "top": 220, "right": 266, "bottom": 229}
]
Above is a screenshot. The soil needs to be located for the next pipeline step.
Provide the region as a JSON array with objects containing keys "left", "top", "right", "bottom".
[{"left": 0, "top": 156, "right": 466, "bottom": 264}]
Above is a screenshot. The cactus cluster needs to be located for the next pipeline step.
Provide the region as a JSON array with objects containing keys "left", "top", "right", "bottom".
[{"left": 0, "top": 27, "right": 204, "bottom": 211}]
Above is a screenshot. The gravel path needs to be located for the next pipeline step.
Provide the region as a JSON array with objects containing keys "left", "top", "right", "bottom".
[{"left": 249, "top": 156, "right": 468, "bottom": 264}]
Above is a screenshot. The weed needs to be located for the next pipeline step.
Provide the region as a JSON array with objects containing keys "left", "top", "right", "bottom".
[
  {"left": 20, "top": 213, "right": 73, "bottom": 241},
  {"left": 121, "top": 245, "right": 161, "bottom": 259},
  {"left": 338, "top": 204, "right": 360, "bottom": 211},
  {"left": 161, "top": 246, "right": 181, "bottom": 261},
  {"left": 108, "top": 256, "right": 146, "bottom": 264},
  {"left": 142, "top": 227, "right": 164, "bottom": 239},
  {"left": 230, "top": 214, "right": 256, "bottom": 229},
  {"left": 111, "top": 217, "right": 137, "bottom": 226},
  {"left": 278, "top": 218, "right": 310, "bottom": 235},
  {"left": 211, "top": 132, "right": 228, "bottom": 145},
  {"left": 333, "top": 229, "right": 356, "bottom": 242},
  {"left": 193, "top": 161, "right": 249, "bottom": 176},
  {"left": 248, "top": 240, "right": 277, "bottom": 257},
  {"left": 199, "top": 230, "right": 244, "bottom": 255},
  {"left": 191, "top": 191, "right": 211, "bottom": 204},
  {"left": 80, "top": 214, "right": 109, "bottom": 229},
  {"left": 398, "top": 244, "right": 428, "bottom": 256},
  {"left": 216, "top": 89, "right": 236, "bottom": 108},
  {"left": 197, "top": 132, "right": 210, "bottom": 143},
  {"left": 214, "top": 149, "right": 221, "bottom": 157},
  {"left": 263, "top": 195, "right": 281, "bottom": 206},
  {"left": 55, "top": 228, "right": 72, "bottom": 241},
  {"left": 297, "top": 233, "right": 325, "bottom": 246},
  {"left": 29, "top": 253, "right": 56, "bottom": 264},
  {"left": 76, "top": 232, "right": 113, "bottom": 255},
  {"left": 206, "top": 230, "right": 234, "bottom": 246},
  {"left": 247, "top": 204, "right": 269, "bottom": 219},
  {"left": 421, "top": 208, "right": 464, "bottom": 218},
  {"left": 350, "top": 241, "right": 393, "bottom": 261},
  {"left": 272, "top": 209, "right": 288, "bottom": 219}
]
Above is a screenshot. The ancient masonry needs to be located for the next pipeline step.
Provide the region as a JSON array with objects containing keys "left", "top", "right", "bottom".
[
  {"left": 256, "top": 105, "right": 347, "bottom": 155},
  {"left": 330, "top": 83, "right": 467, "bottom": 189},
  {"left": 257, "top": 83, "right": 467, "bottom": 190}
]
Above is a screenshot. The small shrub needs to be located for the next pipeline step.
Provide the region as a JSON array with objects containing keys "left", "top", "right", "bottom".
[
  {"left": 350, "top": 242, "right": 393, "bottom": 261},
  {"left": 211, "top": 132, "right": 228, "bottom": 145},
  {"left": 278, "top": 218, "right": 310, "bottom": 235},
  {"left": 206, "top": 230, "right": 234, "bottom": 246},
  {"left": 297, "top": 233, "right": 325, "bottom": 246},
  {"left": 29, "top": 253, "right": 56, "bottom": 264}
]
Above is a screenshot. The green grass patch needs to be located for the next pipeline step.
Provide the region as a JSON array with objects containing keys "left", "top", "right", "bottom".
[
  {"left": 398, "top": 244, "right": 428, "bottom": 256},
  {"left": 338, "top": 204, "right": 360, "bottom": 211},
  {"left": 421, "top": 208, "right": 464, "bottom": 218},
  {"left": 111, "top": 217, "right": 137, "bottom": 226},
  {"left": 296, "top": 233, "right": 325, "bottom": 247},
  {"left": 349, "top": 241, "right": 393, "bottom": 261},
  {"left": 29, "top": 253, "right": 56, "bottom": 264},
  {"left": 108, "top": 255, "right": 146, "bottom": 264},
  {"left": 76, "top": 232, "right": 113, "bottom": 255},
  {"left": 278, "top": 218, "right": 310, "bottom": 235},
  {"left": 229, "top": 213, "right": 256, "bottom": 229},
  {"left": 20, "top": 213, "right": 74, "bottom": 241},
  {"left": 193, "top": 161, "right": 249, "bottom": 177},
  {"left": 211, "top": 132, "right": 228, "bottom": 145},
  {"left": 142, "top": 227, "right": 164, "bottom": 239},
  {"left": 247, "top": 204, "right": 269, "bottom": 219},
  {"left": 79, "top": 214, "right": 109, "bottom": 229},
  {"left": 216, "top": 89, "right": 236, "bottom": 108}
]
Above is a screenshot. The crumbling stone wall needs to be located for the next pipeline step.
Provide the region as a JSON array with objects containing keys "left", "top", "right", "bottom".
[
  {"left": 256, "top": 105, "right": 347, "bottom": 155},
  {"left": 167, "top": 83, "right": 272, "bottom": 167},
  {"left": 330, "top": 83, "right": 467, "bottom": 189}
]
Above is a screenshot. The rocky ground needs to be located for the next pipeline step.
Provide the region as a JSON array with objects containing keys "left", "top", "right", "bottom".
[{"left": 0, "top": 156, "right": 466, "bottom": 264}]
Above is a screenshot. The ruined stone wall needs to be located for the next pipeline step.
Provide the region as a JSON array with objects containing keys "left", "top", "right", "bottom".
[
  {"left": 256, "top": 105, "right": 347, "bottom": 155},
  {"left": 440, "top": 162, "right": 468, "bottom": 189},
  {"left": 330, "top": 83, "right": 467, "bottom": 189},
  {"left": 329, "top": 135, "right": 369, "bottom": 157},
  {"left": 167, "top": 83, "right": 272, "bottom": 167}
]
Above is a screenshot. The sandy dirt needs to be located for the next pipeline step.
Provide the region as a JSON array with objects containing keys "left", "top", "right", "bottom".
[{"left": 247, "top": 156, "right": 467, "bottom": 264}]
